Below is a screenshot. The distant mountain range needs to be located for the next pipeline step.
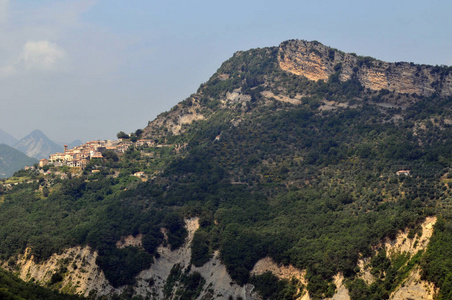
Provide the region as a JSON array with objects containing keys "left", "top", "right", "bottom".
[
  {"left": 13, "top": 130, "right": 62, "bottom": 160},
  {"left": 0, "top": 144, "right": 37, "bottom": 178},
  {"left": 67, "top": 139, "right": 83, "bottom": 149},
  {"left": 1, "top": 129, "right": 84, "bottom": 158},
  {"left": 0, "top": 129, "right": 83, "bottom": 176},
  {"left": 0, "top": 129, "right": 18, "bottom": 146}
]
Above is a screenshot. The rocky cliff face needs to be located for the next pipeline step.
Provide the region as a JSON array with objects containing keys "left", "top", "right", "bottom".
[
  {"left": 6, "top": 218, "right": 256, "bottom": 299},
  {"left": 279, "top": 40, "right": 452, "bottom": 97},
  {"left": 143, "top": 97, "right": 205, "bottom": 140},
  {"left": 3, "top": 216, "right": 439, "bottom": 299}
]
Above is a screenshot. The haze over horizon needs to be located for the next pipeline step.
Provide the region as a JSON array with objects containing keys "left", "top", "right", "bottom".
[{"left": 0, "top": 0, "right": 451, "bottom": 143}]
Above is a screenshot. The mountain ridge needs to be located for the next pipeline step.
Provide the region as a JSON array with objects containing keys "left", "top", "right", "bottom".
[
  {"left": 143, "top": 39, "right": 452, "bottom": 141},
  {"left": 0, "top": 144, "right": 37, "bottom": 178},
  {"left": 0, "top": 129, "right": 18, "bottom": 146},
  {"left": 13, "top": 129, "right": 62, "bottom": 160},
  {"left": 0, "top": 39, "right": 451, "bottom": 299},
  {"left": 67, "top": 139, "right": 83, "bottom": 149},
  {"left": 278, "top": 39, "right": 452, "bottom": 97}
]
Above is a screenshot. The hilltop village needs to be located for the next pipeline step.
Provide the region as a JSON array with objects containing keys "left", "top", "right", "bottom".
[
  {"left": 1, "top": 137, "right": 164, "bottom": 191},
  {"left": 39, "top": 139, "right": 155, "bottom": 169}
]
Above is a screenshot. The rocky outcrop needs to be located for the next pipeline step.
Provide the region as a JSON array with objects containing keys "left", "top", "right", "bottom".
[
  {"left": 143, "top": 98, "right": 205, "bottom": 139},
  {"left": 12, "top": 246, "right": 116, "bottom": 297},
  {"left": 251, "top": 257, "right": 307, "bottom": 285},
  {"left": 279, "top": 40, "right": 452, "bottom": 97},
  {"left": 143, "top": 39, "right": 452, "bottom": 140},
  {"left": 4, "top": 216, "right": 440, "bottom": 299},
  {"left": 327, "top": 274, "right": 350, "bottom": 300},
  {"left": 251, "top": 258, "right": 350, "bottom": 300},
  {"left": 383, "top": 216, "right": 436, "bottom": 256},
  {"left": 252, "top": 217, "right": 438, "bottom": 300},
  {"left": 252, "top": 257, "right": 308, "bottom": 299},
  {"left": 390, "top": 267, "right": 437, "bottom": 300},
  {"left": 191, "top": 251, "right": 255, "bottom": 300},
  {"left": 116, "top": 234, "right": 143, "bottom": 249},
  {"left": 260, "top": 90, "right": 302, "bottom": 105},
  {"left": 136, "top": 217, "right": 255, "bottom": 300},
  {"left": 356, "top": 216, "right": 438, "bottom": 298},
  {"left": 7, "top": 218, "right": 256, "bottom": 299}
]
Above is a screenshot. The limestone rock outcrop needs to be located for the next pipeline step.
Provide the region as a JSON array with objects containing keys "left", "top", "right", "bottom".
[{"left": 279, "top": 40, "right": 452, "bottom": 97}]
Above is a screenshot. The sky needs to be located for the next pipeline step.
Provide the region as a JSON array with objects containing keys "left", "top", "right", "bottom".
[{"left": 0, "top": 0, "right": 451, "bottom": 144}]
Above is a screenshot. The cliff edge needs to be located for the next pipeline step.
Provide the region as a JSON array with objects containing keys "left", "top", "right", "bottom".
[{"left": 279, "top": 39, "right": 452, "bottom": 97}]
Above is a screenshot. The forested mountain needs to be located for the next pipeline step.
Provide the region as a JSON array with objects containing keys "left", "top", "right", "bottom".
[
  {"left": 14, "top": 130, "right": 62, "bottom": 160},
  {"left": 0, "top": 144, "right": 37, "bottom": 178},
  {"left": 0, "top": 40, "right": 452, "bottom": 299}
]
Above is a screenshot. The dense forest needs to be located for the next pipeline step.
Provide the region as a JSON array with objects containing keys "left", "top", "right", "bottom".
[
  {"left": 0, "top": 267, "right": 82, "bottom": 300},
  {"left": 0, "top": 41, "right": 452, "bottom": 299}
]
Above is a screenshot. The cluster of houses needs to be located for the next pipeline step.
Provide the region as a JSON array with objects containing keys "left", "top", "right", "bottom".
[
  {"left": 396, "top": 170, "right": 410, "bottom": 176},
  {"left": 39, "top": 139, "right": 155, "bottom": 169}
]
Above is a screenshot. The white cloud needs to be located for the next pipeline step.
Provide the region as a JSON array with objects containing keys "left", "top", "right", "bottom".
[
  {"left": 0, "top": 40, "right": 67, "bottom": 77},
  {"left": 0, "top": 1, "right": 137, "bottom": 141},
  {"left": 0, "top": 1, "right": 101, "bottom": 77},
  {"left": 21, "top": 40, "right": 66, "bottom": 71}
]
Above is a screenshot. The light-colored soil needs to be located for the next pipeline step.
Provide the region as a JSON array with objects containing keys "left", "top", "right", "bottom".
[
  {"left": 251, "top": 257, "right": 308, "bottom": 299},
  {"left": 225, "top": 88, "right": 252, "bottom": 103},
  {"left": 318, "top": 100, "right": 349, "bottom": 111},
  {"left": 14, "top": 246, "right": 117, "bottom": 297},
  {"left": 326, "top": 274, "right": 350, "bottom": 300},
  {"left": 356, "top": 257, "right": 375, "bottom": 285},
  {"left": 251, "top": 257, "right": 306, "bottom": 285},
  {"left": 356, "top": 216, "right": 438, "bottom": 299},
  {"left": 192, "top": 251, "right": 255, "bottom": 300},
  {"left": 116, "top": 233, "right": 143, "bottom": 249},
  {"left": 390, "top": 267, "right": 437, "bottom": 300},
  {"left": 136, "top": 218, "right": 256, "bottom": 299},
  {"left": 383, "top": 216, "right": 436, "bottom": 256},
  {"left": 261, "top": 91, "right": 302, "bottom": 105},
  {"left": 134, "top": 218, "right": 199, "bottom": 298},
  {"left": 6, "top": 216, "right": 439, "bottom": 299}
]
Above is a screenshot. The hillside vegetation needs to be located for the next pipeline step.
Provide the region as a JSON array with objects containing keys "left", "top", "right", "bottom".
[
  {"left": 1, "top": 40, "right": 452, "bottom": 299},
  {"left": 0, "top": 267, "right": 82, "bottom": 300}
]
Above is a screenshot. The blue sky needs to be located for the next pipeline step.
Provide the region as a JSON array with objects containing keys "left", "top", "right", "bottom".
[{"left": 0, "top": 0, "right": 451, "bottom": 143}]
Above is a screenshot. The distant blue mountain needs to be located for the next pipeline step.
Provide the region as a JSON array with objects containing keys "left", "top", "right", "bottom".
[
  {"left": 67, "top": 139, "right": 83, "bottom": 149},
  {"left": 0, "top": 144, "right": 37, "bottom": 178},
  {"left": 0, "top": 129, "right": 18, "bottom": 146},
  {"left": 13, "top": 130, "right": 62, "bottom": 160}
]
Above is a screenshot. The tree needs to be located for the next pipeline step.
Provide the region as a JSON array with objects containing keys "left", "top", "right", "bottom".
[
  {"left": 117, "top": 131, "right": 129, "bottom": 139},
  {"left": 135, "top": 129, "right": 144, "bottom": 138},
  {"left": 103, "top": 150, "right": 119, "bottom": 162}
]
